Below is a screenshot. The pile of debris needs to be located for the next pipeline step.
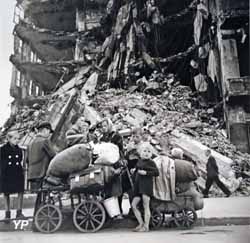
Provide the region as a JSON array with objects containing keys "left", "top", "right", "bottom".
[
  {"left": 90, "top": 84, "right": 250, "bottom": 196},
  {"left": 1, "top": 0, "right": 249, "bottom": 201}
]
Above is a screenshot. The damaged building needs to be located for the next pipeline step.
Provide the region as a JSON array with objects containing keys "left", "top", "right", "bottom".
[{"left": 0, "top": 0, "right": 249, "bottom": 194}]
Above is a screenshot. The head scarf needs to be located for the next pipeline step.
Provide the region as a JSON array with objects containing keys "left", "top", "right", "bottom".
[{"left": 101, "top": 118, "right": 115, "bottom": 134}]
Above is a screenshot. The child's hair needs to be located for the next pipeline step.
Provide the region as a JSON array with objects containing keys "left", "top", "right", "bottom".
[
  {"left": 6, "top": 130, "right": 19, "bottom": 142},
  {"left": 137, "top": 142, "right": 154, "bottom": 157},
  {"left": 6, "top": 130, "right": 19, "bottom": 140}
]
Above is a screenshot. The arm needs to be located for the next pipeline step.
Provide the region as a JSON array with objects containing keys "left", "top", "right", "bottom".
[
  {"left": 43, "top": 139, "right": 56, "bottom": 160},
  {"left": 139, "top": 160, "right": 159, "bottom": 177},
  {"left": 208, "top": 156, "right": 219, "bottom": 173},
  {"left": 111, "top": 133, "right": 124, "bottom": 154}
]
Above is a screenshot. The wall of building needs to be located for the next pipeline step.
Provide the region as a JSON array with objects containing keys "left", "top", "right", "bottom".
[{"left": 212, "top": 0, "right": 250, "bottom": 152}]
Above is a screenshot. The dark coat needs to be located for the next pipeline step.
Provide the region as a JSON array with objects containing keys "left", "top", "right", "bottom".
[
  {"left": 100, "top": 131, "right": 124, "bottom": 197},
  {"left": 27, "top": 135, "right": 56, "bottom": 181},
  {"left": 134, "top": 158, "right": 159, "bottom": 197},
  {"left": 206, "top": 155, "right": 219, "bottom": 178},
  {"left": 0, "top": 142, "right": 24, "bottom": 193}
]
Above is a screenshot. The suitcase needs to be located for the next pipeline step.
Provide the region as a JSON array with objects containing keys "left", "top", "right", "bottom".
[{"left": 70, "top": 166, "right": 105, "bottom": 192}]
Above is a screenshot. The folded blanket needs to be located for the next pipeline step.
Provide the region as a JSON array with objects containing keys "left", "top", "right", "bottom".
[{"left": 153, "top": 156, "right": 176, "bottom": 201}]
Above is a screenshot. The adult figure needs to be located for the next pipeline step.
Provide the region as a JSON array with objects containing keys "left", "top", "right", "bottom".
[
  {"left": 0, "top": 131, "right": 25, "bottom": 221},
  {"left": 100, "top": 118, "right": 123, "bottom": 152},
  {"left": 27, "top": 121, "right": 56, "bottom": 191},
  {"left": 99, "top": 118, "right": 124, "bottom": 218},
  {"left": 66, "top": 116, "right": 91, "bottom": 147},
  {"left": 203, "top": 149, "right": 231, "bottom": 198}
]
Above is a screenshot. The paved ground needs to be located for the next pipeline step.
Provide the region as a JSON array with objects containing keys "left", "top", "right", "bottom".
[
  {"left": 0, "top": 225, "right": 249, "bottom": 243},
  {"left": 196, "top": 196, "right": 250, "bottom": 219},
  {"left": 0, "top": 196, "right": 249, "bottom": 231},
  {"left": 1, "top": 196, "right": 250, "bottom": 220}
]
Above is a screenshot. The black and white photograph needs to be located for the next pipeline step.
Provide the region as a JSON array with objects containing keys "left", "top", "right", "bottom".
[{"left": 0, "top": 0, "right": 249, "bottom": 242}]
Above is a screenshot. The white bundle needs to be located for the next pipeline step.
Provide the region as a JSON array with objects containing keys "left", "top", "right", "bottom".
[{"left": 92, "top": 142, "right": 120, "bottom": 165}]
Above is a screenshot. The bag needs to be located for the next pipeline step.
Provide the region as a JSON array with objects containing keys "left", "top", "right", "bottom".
[
  {"left": 47, "top": 144, "right": 91, "bottom": 177},
  {"left": 93, "top": 142, "right": 120, "bottom": 165},
  {"left": 175, "top": 159, "right": 199, "bottom": 182},
  {"left": 177, "top": 183, "right": 204, "bottom": 210},
  {"left": 70, "top": 167, "right": 105, "bottom": 191}
]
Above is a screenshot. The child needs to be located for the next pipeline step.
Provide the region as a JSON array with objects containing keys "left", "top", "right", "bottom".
[
  {"left": 131, "top": 142, "right": 159, "bottom": 232},
  {"left": 0, "top": 130, "right": 25, "bottom": 222}
]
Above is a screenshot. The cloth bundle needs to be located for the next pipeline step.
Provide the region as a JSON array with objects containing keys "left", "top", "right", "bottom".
[
  {"left": 174, "top": 159, "right": 199, "bottom": 182},
  {"left": 47, "top": 144, "right": 91, "bottom": 177},
  {"left": 92, "top": 142, "right": 120, "bottom": 165}
]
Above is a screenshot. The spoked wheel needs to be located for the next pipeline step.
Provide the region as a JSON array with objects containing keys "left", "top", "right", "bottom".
[
  {"left": 73, "top": 200, "right": 106, "bottom": 233},
  {"left": 173, "top": 207, "right": 197, "bottom": 229},
  {"left": 34, "top": 204, "right": 63, "bottom": 233},
  {"left": 150, "top": 209, "right": 164, "bottom": 229}
]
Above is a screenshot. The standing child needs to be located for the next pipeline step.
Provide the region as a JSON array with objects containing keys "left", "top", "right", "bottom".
[
  {"left": 131, "top": 142, "right": 159, "bottom": 232},
  {"left": 0, "top": 131, "right": 25, "bottom": 222}
]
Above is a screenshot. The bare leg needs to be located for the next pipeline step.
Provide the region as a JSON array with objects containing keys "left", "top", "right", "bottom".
[
  {"left": 4, "top": 194, "right": 10, "bottom": 212},
  {"left": 17, "top": 193, "right": 23, "bottom": 211},
  {"left": 142, "top": 194, "right": 151, "bottom": 231},
  {"left": 131, "top": 196, "right": 144, "bottom": 229}
]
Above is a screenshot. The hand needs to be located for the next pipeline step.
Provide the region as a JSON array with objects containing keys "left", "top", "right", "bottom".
[
  {"left": 121, "top": 159, "right": 128, "bottom": 166},
  {"left": 130, "top": 168, "right": 136, "bottom": 174},
  {"left": 138, "top": 170, "right": 147, "bottom": 175},
  {"left": 114, "top": 168, "right": 122, "bottom": 175}
]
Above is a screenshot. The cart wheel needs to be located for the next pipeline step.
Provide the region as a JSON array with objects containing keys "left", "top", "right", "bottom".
[
  {"left": 34, "top": 204, "right": 62, "bottom": 233},
  {"left": 173, "top": 207, "right": 197, "bottom": 229},
  {"left": 150, "top": 209, "right": 164, "bottom": 229},
  {"left": 73, "top": 200, "right": 106, "bottom": 233}
]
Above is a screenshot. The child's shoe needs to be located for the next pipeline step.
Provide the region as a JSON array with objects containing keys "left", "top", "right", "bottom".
[
  {"left": 16, "top": 209, "right": 26, "bottom": 219},
  {"left": 4, "top": 210, "right": 11, "bottom": 224}
]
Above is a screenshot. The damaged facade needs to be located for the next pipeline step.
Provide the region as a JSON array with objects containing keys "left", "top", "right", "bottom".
[{"left": 0, "top": 0, "right": 249, "bottom": 194}]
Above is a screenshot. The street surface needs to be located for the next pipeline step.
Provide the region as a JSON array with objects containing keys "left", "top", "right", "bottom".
[{"left": 0, "top": 225, "right": 249, "bottom": 243}]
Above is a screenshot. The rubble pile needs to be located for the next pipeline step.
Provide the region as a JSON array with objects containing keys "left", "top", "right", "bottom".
[
  {"left": 91, "top": 85, "right": 250, "bottom": 196},
  {"left": 1, "top": 0, "right": 249, "bottom": 199},
  {"left": 0, "top": 92, "right": 72, "bottom": 145}
]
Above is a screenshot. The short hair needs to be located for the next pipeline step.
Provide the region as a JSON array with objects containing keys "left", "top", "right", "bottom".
[
  {"left": 137, "top": 142, "right": 154, "bottom": 157},
  {"left": 171, "top": 147, "right": 184, "bottom": 159},
  {"left": 6, "top": 130, "right": 19, "bottom": 140}
]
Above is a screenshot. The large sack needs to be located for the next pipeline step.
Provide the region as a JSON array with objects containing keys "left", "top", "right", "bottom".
[
  {"left": 174, "top": 159, "right": 199, "bottom": 183},
  {"left": 175, "top": 182, "right": 192, "bottom": 194},
  {"left": 177, "top": 183, "right": 204, "bottom": 210},
  {"left": 47, "top": 144, "right": 91, "bottom": 177},
  {"left": 93, "top": 142, "right": 120, "bottom": 165}
]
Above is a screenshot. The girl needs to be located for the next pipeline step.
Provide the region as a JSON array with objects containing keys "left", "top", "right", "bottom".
[
  {"left": 0, "top": 130, "right": 25, "bottom": 221},
  {"left": 131, "top": 142, "right": 159, "bottom": 232}
]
